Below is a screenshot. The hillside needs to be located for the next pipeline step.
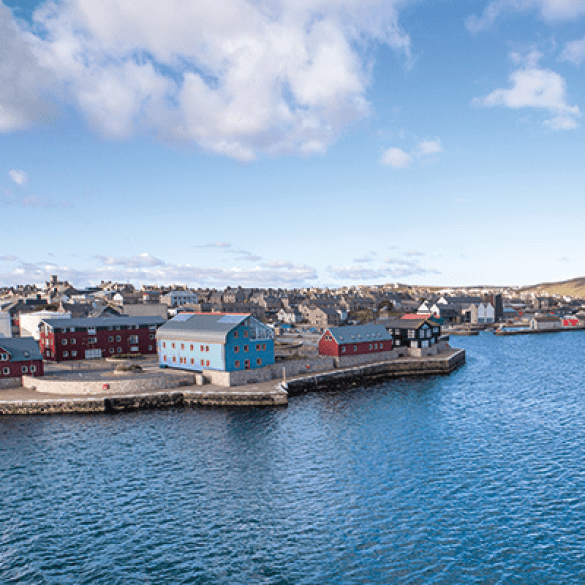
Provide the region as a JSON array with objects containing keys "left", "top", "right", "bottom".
[{"left": 519, "top": 277, "right": 585, "bottom": 299}]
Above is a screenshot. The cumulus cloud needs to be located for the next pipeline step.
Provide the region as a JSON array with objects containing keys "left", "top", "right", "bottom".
[
  {"left": 561, "top": 36, "right": 585, "bottom": 65},
  {"left": 467, "top": 0, "right": 585, "bottom": 33},
  {"left": 474, "top": 51, "right": 580, "bottom": 129},
  {"left": 8, "top": 169, "right": 27, "bottom": 185},
  {"left": 416, "top": 139, "right": 442, "bottom": 156},
  {"left": 1, "top": 0, "right": 413, "bottom": 160},
  {"left": 380, "top": 147, "right": 412, "bottom": 168},
  {"left": 0, "top": 254, "right": 17, "bottom": 261},
  {"left": 0, "top": 3, "right": 58, "bottom": 132}
]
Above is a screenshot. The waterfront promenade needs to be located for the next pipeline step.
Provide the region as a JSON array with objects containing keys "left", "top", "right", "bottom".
[{"left": 0, "top": 349, "right": 465, "bottom": 415}]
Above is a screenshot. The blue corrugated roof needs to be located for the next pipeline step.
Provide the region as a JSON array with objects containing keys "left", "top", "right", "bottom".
[{"left": 0, "top": 337, "right": 43, "bottom": 362}]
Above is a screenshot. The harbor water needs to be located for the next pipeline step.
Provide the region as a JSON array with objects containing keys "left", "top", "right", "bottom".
[{"left": 2, "top": 331, "right": 585, "bottom": 584}]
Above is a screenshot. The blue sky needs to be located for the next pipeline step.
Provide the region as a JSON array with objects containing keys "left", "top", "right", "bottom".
[{"left": 1, "top": 0, "right": 585, "bottom": 289}]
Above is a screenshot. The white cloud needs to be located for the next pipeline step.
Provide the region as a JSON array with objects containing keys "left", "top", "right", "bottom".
[
  {"left": 199, "top": 241, "right": 232, "bottom": 249},
  {"left": 416, "top": 139, "right": 442, "bottom": 156},
  {"left": 8, "top": 169, "right": 27, "bottom": 185},
  {"left": 0, "top": 3, "right": 58, "bottom": 132},
  {"left": 0, "top": 254, "right": 17, "bottom": 261},
  {"left": 561, "top": 36, "right": 585, "bottom": 65},
  {"left": 329, "top": 260, "right": 439, "bottom": 281},
  {"left": 95, "top": 253, "right": 165, "bottom": 268},
  {"left": 1, "top": 0, "right": 413, "bottom": 160},
  {"left": 467, "top": 0, "right": 585, "bottom": 33},
  {"left": 380, "top": 147, "right": 412, "bottom": 168},
  {"left": 474, "top": 53, "right": 580, "bottom": 129}
]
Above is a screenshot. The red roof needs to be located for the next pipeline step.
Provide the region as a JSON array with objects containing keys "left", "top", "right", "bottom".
[{"left": 402, "top": 313, "right": 427, "bottom": 319}]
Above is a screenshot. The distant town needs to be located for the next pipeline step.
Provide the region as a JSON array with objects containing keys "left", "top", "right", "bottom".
[{"left": 1, "top": 274, "right": 584, "bottom": 397}]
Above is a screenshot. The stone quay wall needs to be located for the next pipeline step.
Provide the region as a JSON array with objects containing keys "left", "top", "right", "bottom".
[
  {"left": 22, "top": 373, "right": 195, "bottom": 395},
  {"left": 283, "top": 349, "right": 465, "bottom": 396}
]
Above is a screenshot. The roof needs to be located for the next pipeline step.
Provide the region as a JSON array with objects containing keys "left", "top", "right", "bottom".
[
  {"left": 156, "top": 313, "right": 258, "bottom": 343},
  {"left": 0, "top": 337, "right": 43, "bottom": 362},
  {"left": 381, "top": 318, "right": 437, "bottom": 330},
  {"left": 325, "top": 324, "right": 391, "bottom": 344},
  {"left": 41, "top": 316, "right": 165, "bottom": 329}
]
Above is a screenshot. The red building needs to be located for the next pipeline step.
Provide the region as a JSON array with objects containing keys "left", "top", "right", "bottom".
[
  {"left": 318, "top": 324, "right": 392, "bottom": 357},
  {"left": 0, "top": 337, "right": 44, "bottom": 379},
  {"left": 39, "top": 316, "right": 165, "bottom": 362}
]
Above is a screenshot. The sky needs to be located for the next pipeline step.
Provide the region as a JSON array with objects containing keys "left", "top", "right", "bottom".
[{"left": 1, "top": 0, "right": 585, "bottom": 290}]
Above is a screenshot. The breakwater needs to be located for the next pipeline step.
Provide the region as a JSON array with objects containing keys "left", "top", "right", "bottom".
[
  {"left": 495, "top": 326, "right": 585, "bottom": 336},
  {"left": 284, "top": 349, "right": 465, "bottom": 395}
]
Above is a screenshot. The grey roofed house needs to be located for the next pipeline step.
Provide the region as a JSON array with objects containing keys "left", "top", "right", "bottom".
[
  {"left": 121, "top": 304, "right": 169, "bottom": 320},
  {"left": 156, "top": 313, "right": 267, "bottom": 343},
  {"left": 326, "top": 324, "right": 391, "bottom": 344},
  {"left": 40, "top": 316, "right": 166, "bottom": 330},
  {"left": 0, "top": 337, "right": 43, "bottom": 361}
]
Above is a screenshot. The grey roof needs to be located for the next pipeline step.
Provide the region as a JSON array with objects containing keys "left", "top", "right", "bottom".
[
  {"left": 41, "top": 316, "right": 165, "bottom": 329},
  {"left": 379, "top": 318, "right": 435, "bottom": 330},
  {"left": 157, "top": 313, "right": 256, "bottom": 343},
  {"left": 0, "top": 337, "right": 43, "bottom": 362},
  {"left": 326, "top": 324, "right": 391, "bottom": 344}
]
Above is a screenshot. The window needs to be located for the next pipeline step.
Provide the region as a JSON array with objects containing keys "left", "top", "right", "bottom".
[
  {"left": 2, "top": 367, "right": 9, "bottom": 375},
  {"left": 205, "top": 346, "right": 209, "bottom": 352},
  {"left": 407, "top": 330, "right": 416, "bottom": 339},
  {"left": 163, "top": 342, "right": 166, "bottom": 348},
  {"left": 395, "top": 339, "right": 401, "bottom": 346},
  {"left": 353, "top": 345, "right": 357, "bottom": 352},
  {"left": 235, "top": 360, "right": 240, "bottom": 368},
  {"left": 108, "top": 326, "right": 113, "bottom": 331},
  {"left": 109, "top": 336, "right": 114, "bottom": 342},
  {"left": 150, "top": 334, "right": 155, "bottom": 340},
  {"left": 63, "top": 351, "right": 69, "bottom": 357},
  {"left": 256, "top": 344, "right": 260, "bottom": 351},
  {"left": 234, "top": 331, "right": 239, "bottom": 338},
  {"left": 71, "top": 351, "right": 77, "bottom": 357},
  {"left": 110, "top": 348, "right": 115, "bottom": 354},
  {"left": 148, "top": 345, "right": 153, "bottom": 351},
  {"left": 374, "top": 343, "right": 377, "bottom": 349},
  {"left": 62, "top": 339, "right": 68, "bottom": 345},
  {"left": 181, "top": 344, "right": 184, "bottom": 350},
  {"left": 69, "top": 327, "right": 75, "bottom": 333},
  {"left": 117, "top": 347, "right": 122, "bottom": 353},
  {"left": 191, "top": 358, "right": 194, "bottom": 365},
  {"left": 262, "top": 344, "right": 266, "bottom": 351},
  {"left": 341, "top": 346, "right": 346, "bottom": 353},
  {"left": 130, "top": 336, "right": 139, "bottom": 344},
  {"left": 190, "top": 345, "right": 194, "bottom": 351},
  {"left": 200, "top": 345, "right": 204, "bottom": 352},
  {"left": 30, "top": 365, "right": 36, "bottom": 373},
  {"left": 256, "top": 358, "right": 262, "bottom": 366},
  {"left": 201, "top": 359, "right": 205, "bottom": 366},
  {"left": 115, "top": 326, "right": 121, "bottom": 331},
  {"left": 244, "top": 359, "right": 250, "bottom": 369},
  {"left": 21, "top": 365, "right": 28, "bottom": 373},
  {"left": 117, "top": 336, "right": 122, "bottom": 342},
  {"left": 88, "top": 337, "right": 97, "bottom": 344},
  {"left": 369, "top": 344, "right": 372, "bottom": 350},
  {"left": 380, "top": 343, "right": 384, "bottom": 349},
  {"left": 234, "top": 345, "right": 239, "bottom": 353},
  {"left": 206, "top": 360, "right": 209, "bottom": 367},
  {"left": 172, "top": 356, "right": 176, "bottom": 362},
  {"left": 0, "top": 353, "right": 8, "bottom": 361},
  {"left": 244, "top": 345, "right": 249, "bottom": 352},
  {"left": 244, "top": 330, "right": 248, "bottom": 337},
  {"left": 70, "top": 338, "right": 76, "bottom": 344}
]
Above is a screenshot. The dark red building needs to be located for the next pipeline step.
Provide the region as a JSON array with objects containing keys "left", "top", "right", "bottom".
[
  {"left": 0, "top": 337, "right": 44, "bottom": 379},
  {"left": 39, "top": 316, "right": 165, "bottom": 362},
  {"left": 318, "top": 324, "right": 393, "bottom": 357}
]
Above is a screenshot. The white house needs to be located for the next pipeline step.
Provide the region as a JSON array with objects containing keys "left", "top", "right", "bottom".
[
  {"left": 20, "top": 310, "right": 72, "bottom": 340},
  {"left": 0, "top": 311, "right": 11, "bottom": 338}
]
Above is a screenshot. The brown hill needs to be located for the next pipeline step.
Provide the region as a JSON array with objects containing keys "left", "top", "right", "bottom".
[{"left": 520, "top": 277, "right": 585, "bottom": 299}]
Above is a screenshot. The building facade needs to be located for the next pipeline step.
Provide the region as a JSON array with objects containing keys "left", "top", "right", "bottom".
[
  {"left": 318, "top": 325, "right": 392, "bottom": 357},
  {"left": 157, "top": 313, "right": 274, "bottom": 372},
  {"left": 0, "top": 337, "right": 44, "bottom": 379},
  {"left": 383, "top": 318, "right": 441, "bottom": 349},
  {"left": 39, "top": 316, "right": 165, "bottom": 361}
]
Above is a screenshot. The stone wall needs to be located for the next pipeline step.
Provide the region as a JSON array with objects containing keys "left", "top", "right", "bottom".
[
  {"left": 201, "top": 357, "right": 335, "bottom": 387},
  {"left": 334, "top": 349, "right": 407, "bottom": 368},
  {"left": 0, "top": 377, "right": 23, "bottom": 390},
  {"left": 23, "top": 373, "right": 195, "bottom": 395},
  {"left": 284, "top": 349, "right": 466, "bottom": 395}
]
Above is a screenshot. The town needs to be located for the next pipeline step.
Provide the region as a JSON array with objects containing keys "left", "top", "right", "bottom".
[{"left": 1, "top": 275, "right": 584, "bottom": 405}]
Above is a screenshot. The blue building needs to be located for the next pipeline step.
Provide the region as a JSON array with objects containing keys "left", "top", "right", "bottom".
[{"left": 156, "top": 313, "right": 275, "bottom": 372}]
